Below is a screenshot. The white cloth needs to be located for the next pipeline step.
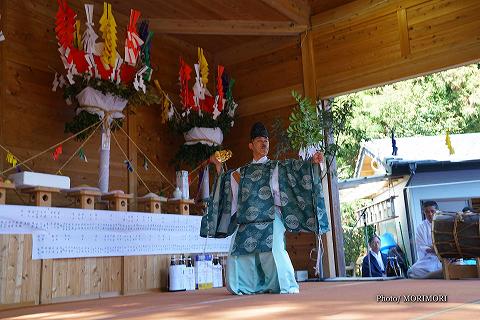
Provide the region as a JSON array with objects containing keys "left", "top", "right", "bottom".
[
  {"left": 230, "top": 156, "right": 280, "bottom": 216},
  {"left": 407, "top": 219, "right": 442, "bottom": 278},
  {"left": 184, "top": 127, "right": 223, "bottom": 146},
  {"left": 76, "top": 86, "right": 127, "bottom": 119},
  {"left": 370, "top": 250, "right": 385, "bottom": 272}
]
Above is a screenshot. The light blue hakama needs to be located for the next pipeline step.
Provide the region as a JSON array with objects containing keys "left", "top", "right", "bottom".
[{"left": 226, "top": 213, "right": 299, "bottom": 295}]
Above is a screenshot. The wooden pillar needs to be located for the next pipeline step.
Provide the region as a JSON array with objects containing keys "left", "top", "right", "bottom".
[
  {"left": 101, "top": 191, "right": 133, "bottom": 212},
  {"left": 0, "top": 0, "right": 6, "bottom": 171},
  {"left": 321, "top": 99, "right": 346, "bottom": 277},
  {"left": 300, "top": 31, "right": 345, "bottom": 277}
]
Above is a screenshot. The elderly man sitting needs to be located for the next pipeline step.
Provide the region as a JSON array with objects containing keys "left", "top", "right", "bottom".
[{"left": 407, "top": 201, "right": 443, "bottom": 279}]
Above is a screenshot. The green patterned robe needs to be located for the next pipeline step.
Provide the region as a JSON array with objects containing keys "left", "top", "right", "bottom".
[{"left": 200, "top": 159, "right": 329, "bottom": 256}]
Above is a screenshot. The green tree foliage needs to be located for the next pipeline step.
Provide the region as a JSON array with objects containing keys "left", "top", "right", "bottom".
[{"left": 337, "top": 64, "right": 480, "bottom": 179}]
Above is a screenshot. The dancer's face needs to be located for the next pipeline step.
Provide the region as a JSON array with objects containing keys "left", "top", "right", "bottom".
[{"left": 249, "top": 137, "right": 269, "bottom": 160}]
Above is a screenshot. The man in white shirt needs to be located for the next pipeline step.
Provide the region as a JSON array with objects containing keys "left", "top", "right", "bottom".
[
  {"left": 362, "top": 235, "right": 387, "bottom": 277},
  {"left": 407, "top": 201, "right": 443, "bottom": 279}
]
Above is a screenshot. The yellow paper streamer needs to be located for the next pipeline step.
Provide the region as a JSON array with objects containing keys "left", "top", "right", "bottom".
[
  {"left": 154, "top": 79, "right": 171, "bottom": 124},
  {"left": 74, "top": 19, "right": 81, "bottom": 49},
  {"left": 445, "top": 130, "right": 455, "bottom": 155},
  {"left": 198, "top": 47, "right": 209, "bottom": 86},
  {"left": 6, "top": 152, "right": 17, "bottom": 168},
  {"left": 99, "top": 2, "right": 117, "bottom": 67}
]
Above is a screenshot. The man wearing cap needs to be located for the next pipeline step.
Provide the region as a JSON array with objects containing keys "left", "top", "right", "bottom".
[{"left": 203, "top": 122, "right": 329, "bottom": 295}]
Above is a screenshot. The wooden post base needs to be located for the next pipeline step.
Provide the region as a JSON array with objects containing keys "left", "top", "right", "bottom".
[
  {"left": 137, "top": 193, "right": 167, "bottom": 213},
  {"left": 21, "top": 186, "right": 60, "bottom": 207},
  {"left": 443, "top": 258, "right": 480, "bottom": 280},
  {"left": 64, "top": 187, "right": 102, "bottom": 209},
  {"left": 101, "top": 191, "right": 133, "bottom": 212},
  {"left": 167, "top": 199, "right": 195, "bottom": 215}
]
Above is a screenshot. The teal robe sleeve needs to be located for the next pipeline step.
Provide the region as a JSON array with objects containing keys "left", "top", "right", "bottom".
[
  {"left": 200, "top": 169, "right": 237, "bottom": 238},
  {"left": 277, "top": 159, "right": 330, "bottom": 234}
]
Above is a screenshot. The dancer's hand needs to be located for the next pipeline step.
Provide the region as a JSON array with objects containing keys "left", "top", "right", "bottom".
[
  {"left": 209, "top": 154, "right": 222, "bottom": 174},
  {"left": 312, "top": 151, "right": 324, "bottom": 164}
]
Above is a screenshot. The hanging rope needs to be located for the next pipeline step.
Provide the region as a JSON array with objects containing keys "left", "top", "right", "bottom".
[
  {"left": 111, "top": 130, "right": 152, "bottom": 194},
  {"left": 0, "top": 144, "right": 34, "bottom": 174},
  {"left": 0, "top": 120, "right": 102, "bottom": 176},
  {"left": 116, "top": 123, "right": 175, "bottom": 188},
  {"left": 55, "top": 120, "right": 103, "bottom": 175}
]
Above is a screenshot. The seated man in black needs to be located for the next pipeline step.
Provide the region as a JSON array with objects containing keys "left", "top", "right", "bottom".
[{"left": 362, "top": 235, "right": 387, "bottom": 277}]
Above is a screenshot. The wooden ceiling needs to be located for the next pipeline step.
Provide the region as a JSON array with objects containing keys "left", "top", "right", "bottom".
[{"left": 106, "top": 0, "right": 358, "bottom": 53}]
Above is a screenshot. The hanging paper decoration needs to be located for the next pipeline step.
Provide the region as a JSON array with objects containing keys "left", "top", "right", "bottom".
[
  {"left": 193, "top": 64, "right": 205, "bottom": 108},
  {"left": 124, "top": 160, "right": 133, "bottom": 172},
  {"left": 78, "top": 148, "right": 88, "bottom": 162},
  {"left": 138, "top": 20, "right": 153, "bottom": 80},
  {"left": 55, "top": 0, "right": 76, "bottom": 51},
  {"left": 154, "top": 80, "right": 172, "bottom": 124},
  {"left": 99, "top": 2, "right": 117, "bottom": 68},
  {"left": 73, "top": 19, "right": 81, "bottom": 49},
  {"left": 82, "top": 4, "right": 98, "bottom": 55},
  {"left": 143, "top": 156, "right": 148, "bottom": 171},
  {"left": 52, "top": 72, "right": 67, "bottom": 92},
  {"left": 6, "top": 152, "right": 18, "bottom": 168},
  {"left": 52, "top": 145, "right": 63, "bottom": 160},
  {"left": 445, "top": 130, "right": 455, "bottom": 155},
  {"left": 198, "top": 48, "right": 209, "bottom": 86},
  {"left": 217, "top": 65, "right": 224, "bottom": 104},
  {"left": 0, "top": 14, "right": 5, "bottom": 42},
  {"left": 124, "top": 9, "right": 144, "bottom": 66},
  {"left": 391, "top": 130, "right": 398, "bottom": 156},
  {"left": 167, "top": 51, "right": 238, "bottom": 168},
  {"left": 179, "top": 57, "right": 193, "bottom": 108}
]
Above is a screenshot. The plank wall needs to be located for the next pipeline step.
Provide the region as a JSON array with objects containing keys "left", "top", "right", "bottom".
[{"left": 0, "top": 0, "right": 201, "bottom": 307}]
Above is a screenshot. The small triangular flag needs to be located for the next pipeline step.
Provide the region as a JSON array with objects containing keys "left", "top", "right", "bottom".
[{"left": 445, "top": 130, "right": 455, "bottom": 155}]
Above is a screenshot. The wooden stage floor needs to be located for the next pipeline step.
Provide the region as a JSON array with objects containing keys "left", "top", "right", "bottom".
[{"left": 1, "top": 279, "right": 479, "bottom": 319}]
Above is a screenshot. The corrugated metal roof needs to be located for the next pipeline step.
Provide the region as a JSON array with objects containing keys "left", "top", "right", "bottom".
[{"left": 362, "top": 133, "right": 480, "bottom": 164}]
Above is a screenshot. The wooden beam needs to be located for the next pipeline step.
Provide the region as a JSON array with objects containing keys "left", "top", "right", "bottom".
[
  {"left": 311, "top": 0, "right": 431, "bottom": 30},
  {"left": 260, "top": 0, "right": 311, "bottom": 25},
  {"left": 237, "top": 84, "right": 302, "bottom": 117},
  {"left": 397, "top": 8, "right": 411, "bottom": 58},
  {"left": 216, "top": 37, "right": 299, "bottom": 66},
  {"left": 149, "top": 19, "right": 307, "bottom": 36}
]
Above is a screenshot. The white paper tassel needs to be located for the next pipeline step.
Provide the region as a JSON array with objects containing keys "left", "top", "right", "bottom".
[
  {"left": 82, "top": 4, "right": 98, "bottom": 55},
  {"left": 212, "top": 96, "right": 221, "bottom": 120},
  {"left": 133, "top": 65, "right": 148, "bottom": 93},
  {"left": 192, "top": 64, "right": 205, "bottom": 107},
  {"left": 298, "top": 143, "right": 323, "bottom": 160},
  {"left": 52, "top": 73, "right": 60, "bottom": 92}
]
